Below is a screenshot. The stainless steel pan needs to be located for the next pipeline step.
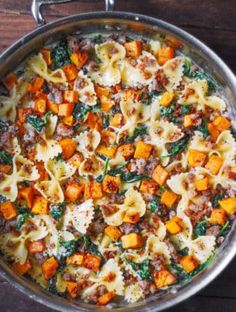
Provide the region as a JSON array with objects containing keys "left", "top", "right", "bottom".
[{"left": 0, "top": 0, "right": 235, "bottom": 311}]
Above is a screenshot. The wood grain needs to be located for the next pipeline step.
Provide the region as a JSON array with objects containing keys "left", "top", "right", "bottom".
[{"left": 0, "top": 0, "right": 235, "bottom": 311}]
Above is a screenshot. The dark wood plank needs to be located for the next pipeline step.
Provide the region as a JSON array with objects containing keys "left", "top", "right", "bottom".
[
  {"left": 0, "top": 0, "right": 235, "bottom": 311},
  {"left": 0, "top": 0, "right": 236, "bottom": 30},
  {"left": 0, "top": 13, "right": 235, "bottom": 73}
]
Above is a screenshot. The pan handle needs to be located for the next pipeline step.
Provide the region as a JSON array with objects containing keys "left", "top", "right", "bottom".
[{"left": 31, "top": 0, "right": 115, "bottom": 26}]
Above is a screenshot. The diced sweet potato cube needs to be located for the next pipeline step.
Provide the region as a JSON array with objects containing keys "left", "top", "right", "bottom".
[
  {"left": 66, "top": 281, "right": 81, "bottom": 298},
  {"left": 95, "top": 85, "right": 111, "bottom": 98},
  {"left": 40, "top": 49, "right": 52, "bottom": 65},
  {"left": 47, "top": 100, "right": 59, "bottom": 114},
  {"left": 110, "top": 113, "right": 124, "bottom": 128},
  {"left": 102, "top": 175, "right": 121, "bottom": 194},
  {"left": 34, "top": 98, "right": 47, "bottom": 114},
  {"left": 97, "top": 291, "right": 115, "bottom": 305},
  {"left": 194, "top": 176, "right": 208, "bottom": 191},
  {"left": 97, "top": 145, "right": 117, "bottom": 158},
  {"left": 18, "top": 186, "right": 35, "bottom": 208},
  {"left": 117, "top": 144, "right": 135, "bottom": 159},
  {"left": 32, "top": 196, "right": 49, "bottom": 215},
  {"left": 28, "top": 240, "right": 45, "bottom": 254},
  {"left": 65, "top": 183, "right": 84, "bottom": 202},
  {"left": 63, "top": 64, "right": 78, "bottom": 81},
  {"left": 0, "top": 164, "right": 11, "bottom": 174},
  {"left": 12, "top": 259, "right": 31, "bottom": 275},
  {"left": 64, "top": 90, "right": 79, "bottom": 103},
  {"left": 157, "top": 46, "right": 175, "bottom": 65},
  {"left": 188, "top": 149, "right": 206, "bottom": 168},
  {"left": 152, "top": 165, "right": 168, "bottom": 185},
  {"left": 58, "top": 103, "right": 75, "bottom": 117},
  {"left": 62, "top": 115, "right": 74, "bottom": 127},
  {"left": 124, "top": 40, "right": 142, "bottom": 57},
  {"left": 84, "top": 182, "right": 103, "bottom": 200},
  {"left": 161, "top": 190, "right": 178, "bottom": 208},
  {"left": 159, "top": 92, "right": 175, "bottom": 107},
  {"left": 104, "top": 225, "right": 122, "bottom": 241},
  {"left": 42, "top": 257, "right": 59, "bottom": 280},
  {"left": 70, "top": 51, "right": 88, "bottom": 68},
  {"left": 179, "top": 255, "right": 199, "bottom": 273},
  {"left": 123, "top": 211, "right": 140, "bottom": 224},
  {"left": 0, "top": 201, "right": 17, "bottom": 220},
  {"left": 100, "top": 95, "right": 115, "bottom": 112},
  {"left": 140, "top": 180, "right": 158, "bottom": 195},
  {"left": 210, "top": 208, "right": 227, "bottom": 225},
  {"left": 166, "top": 216, "right": 184, "bottom": 234},
  {"left": 212, "top": 116, "right": 231, "bottom": 132},
  {"left": 28, "top": 77, "right": 44, "bottom": 93},
  {"left": 205, "top": 155, "right": 223, "bottom": 175},
  {"left": 59, "top": 138, "right": 76, "bottom": 159},
  {"left": 134, "top": 141, "right": 153, "bottom": 159},
  {"left": 86, "top": 111, "right": 102, "bottom": 130},
  {"left": 66, "top": 253, "right": 84, "bottom": 266},
  {"left": 121, "top": 233, "right": 143, "bottom": 249},
  {"left": 184, "top": 114, "right": 194, "bottom": 128},
  {"left": 207, "top": 122, "right": 220, "bottom": 142},
  {"left": 83, "top": 254, "right": 101, "bottom": 272},
  {"left": 219, "top": 197, "right": 236, "bottom": 214},
  {"left": 154, "top": 270, "right": 177, "bottom": 289}
]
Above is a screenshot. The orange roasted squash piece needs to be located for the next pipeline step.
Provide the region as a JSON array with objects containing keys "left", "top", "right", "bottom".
[
  {"left": 42, "top": 257, "right": 59, "bottom": 280},
  {"left": 65, "top": 183, "right": 84, "bottom": 201},
  {"left": 0, "top": 201, "right": 17, "bottom": 220},
  {"left": 84, "top": 182, "right": 103, "bottom": 200},
  {"left": 18, "top": 186, "right": 35, "bottom": 208},
  {"left": 154, "top": 270, "right": 176, "bottom": 289},
  {"left": 59, "top": 138, "right": 76, "bottom": 159},
  {"left": 152, "top": 165, "right": 168, "bottom": 185},
  {"left": 12, "top": 259, "right": 31, "bottom": 275},
  {"left": 83, "top": 254, "right": 101, "bottom": 272},
  {"left": 157, "top": 46, "right": 175, "bottom": 65}
]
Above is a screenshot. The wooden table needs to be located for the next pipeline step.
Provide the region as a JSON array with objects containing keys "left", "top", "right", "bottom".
[{"left": 0, "top": 0, "right": 235, "bottom": 311}]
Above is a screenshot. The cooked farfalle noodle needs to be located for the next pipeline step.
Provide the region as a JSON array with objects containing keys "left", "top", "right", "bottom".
[
  {"left": 125, "top": 283, "right": 145, "bottom": 303},
  {"left": 35, "top": 159, "right": 76, "bottom": 204},
  {"left": 92, "top": 41, "right": 126, "bottom": 86},
  {"left": 121, "top": 51, "right": 158, "bottom": 87},
  {"left": 27, "top": 53, "right": 67, "bottom": 85},
  {"left": 69, "top": 200, "right": 95, "bottom": 234},
  {"left": 74, "top": 71, "right": 97, "bottom": 106},
  {"left": 79, "top": 155, "right": 104, "bottom": 178},
  {"left": 0, "top": 216, "right": 48, "bottom": 264},
  {"left": 0, "top": 154, "right": 39, "bottom": 201},
  {"left": 0, "top": 79, "right": 28, "bottom": 121},
  {"left": 76, "top": 129, "right": 101, "bottom": 158},
  {"left": 162, "top": 56, "right": 184, "bottom": 92},
  {"left": 145, "top": 236, "right": 171, "bottom": 263},
  {"left": 179, "top": 79, "right": 226, "bottom": 112},
  {"left": 97, "top": 259, "right": 124, "bottom": 295},
  {"left": 102, "top": 187, "right": 146, "bottom": 226},
  {"left": 149, "top": 120, "right": 184, "bottom": 165}
]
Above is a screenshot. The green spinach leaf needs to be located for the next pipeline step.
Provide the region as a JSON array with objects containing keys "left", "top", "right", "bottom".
[
  {"left": 49, "top": 203, "right": 65, "bottom": 219},
  {"left": 0, "top": 120, "right": 9, "bottom": 131},
  {"left": 0, "top": 151, "right": 12, "bottom": 165},
  {"left": 149, "top": 198, "right": 161, "bottom": 214},
  {"left": 212, "top": 194, "right": 225, "bottom": 208},
  {"left": 126, "top": 258, "right": 152, "bottom": 281},
  {"left": 218, "top": 221, "right": 231, "bottom": 237},
  {"left": 198, "top": 117, "right": 209, "bottom": 139},
  {"left": 96, "top": 157, "right": 110, "bottom": 182},
  {"left": 52, "top": 41, "right": 71, "bottom": 69},
  {"left": 127, "top": 124, "right": 147, "bottom": 143},
  {"left": 58, "top": 239, "right": 78, "bottom": 259},
  {"left": 16, "top": 212, "right": 31, "bottom": 231},
  {"left": 194, "top": 220, "right": 208, "bottom": 238},
  {"left": 191, "top": 70, "right": 218, "bottom": 92},
  {"left": 26, "top": 114, "right": 46, "bottom": 132},
  {"left": 165, "top": 135, "right": 190, "bottom": 157}
]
